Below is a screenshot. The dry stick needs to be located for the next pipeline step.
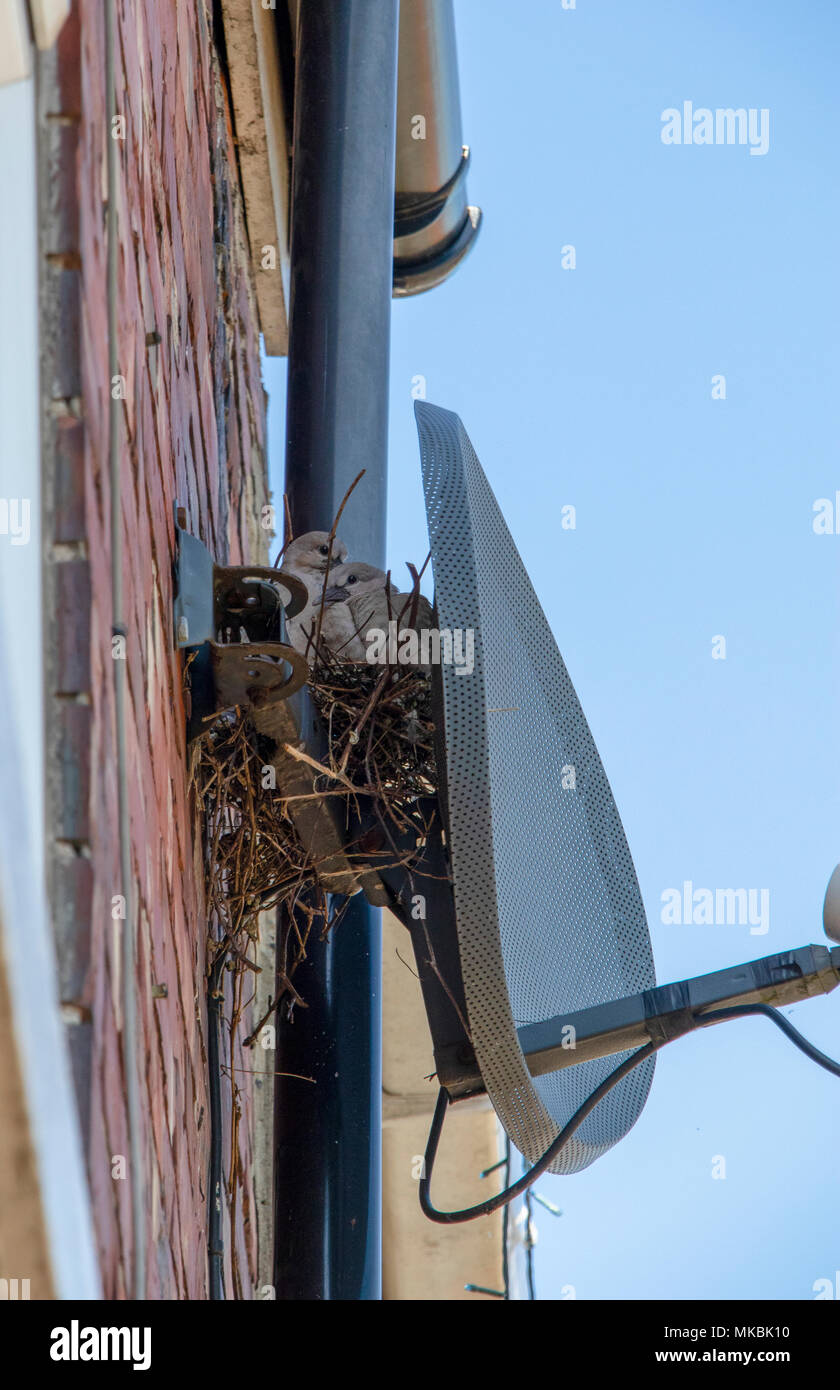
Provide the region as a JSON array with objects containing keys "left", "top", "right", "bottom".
[
  {"left": 272, "top": 494, "right": 296, "bottom": 568},
  {"left": 242, "top": 976, "right": 309, "bottom": 1048},
  {"left": 325, "top": 625, "right": 365, "bottom": 660},
  {"left": 278, "top": 788, "right": 380, "bottom": 806},
  {"left": 404, "top": 562, "right": 422, "bottom": 628},
  {"left": 336, "top": 668, "right": 390, "bottom": 776},
  {"left": 394, "top": 946, "right": 420, "bottom": 980},
  {"left": 282, "top": 741, "right": 359, "bottom": 792},
  {"left": 227, "top": 943, "right": 262, "bottom": 974},
  {"left": 313, "top": 468, "right": 367, "bottom": 655},
  {"left": 419, "top": 916, "right": 473, "bottom": 1044},
  {"left": 364, "top": 705, "right": 377, "bottom": 800},
  {"left": 221, "top": 1065, "right": 316, "bottom": 1082}
]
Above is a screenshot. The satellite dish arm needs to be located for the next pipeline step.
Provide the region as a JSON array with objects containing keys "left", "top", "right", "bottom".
[
  {"left": 515, "top": 943, "right": 840, "bottom": 1080},
  {"left": 420, "top": 1000, "right": 840, "bottom": 1224}
]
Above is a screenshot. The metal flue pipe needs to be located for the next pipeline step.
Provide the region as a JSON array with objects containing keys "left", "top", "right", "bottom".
[{"left": 393, "top": 0, "right": 481, "bottom": 295}]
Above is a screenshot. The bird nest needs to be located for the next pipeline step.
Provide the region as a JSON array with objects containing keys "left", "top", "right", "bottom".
[
  {"left": 191, "top": 656, "right": 438, "bottom": 1029},
  {"left": 307, "top": 657, "right": 436, "bottom": 808}
]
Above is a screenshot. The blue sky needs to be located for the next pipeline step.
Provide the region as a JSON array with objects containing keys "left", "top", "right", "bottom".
[{"left": 266, "top": 0, "right": 840, "bottom": 1300}]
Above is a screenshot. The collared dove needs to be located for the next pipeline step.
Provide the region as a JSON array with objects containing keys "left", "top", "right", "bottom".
[
  {"left": 279, "top": 530, "right": 349, "bottom": 661},
  {"left": 321, "top": 562, "right": 434, "bottom": 665}
]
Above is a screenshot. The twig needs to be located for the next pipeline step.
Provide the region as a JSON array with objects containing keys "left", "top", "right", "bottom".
[{"left": 313, "top": 469, "right": 366, "bottom": 653}]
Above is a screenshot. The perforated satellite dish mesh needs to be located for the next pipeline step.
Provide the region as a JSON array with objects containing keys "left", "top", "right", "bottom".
[{"left": 415, "top": 400, "right": 656, "bottom": 1174}]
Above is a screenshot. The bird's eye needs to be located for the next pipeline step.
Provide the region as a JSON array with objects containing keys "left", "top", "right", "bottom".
[
  {"left": 319, "top": 544, "right": 330, "bottom": 556},
  {"left": 347, "top": 574, "right": 358, "bottom": 584}
]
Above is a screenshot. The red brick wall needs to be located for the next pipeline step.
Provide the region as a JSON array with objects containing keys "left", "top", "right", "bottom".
[{"left": 40, "top": 0, "right": 269, "bottom": 1298}]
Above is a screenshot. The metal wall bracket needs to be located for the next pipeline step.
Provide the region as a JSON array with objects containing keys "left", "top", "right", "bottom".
[{"left": 173, "top": 504, "right": 309, "bottom": 740}]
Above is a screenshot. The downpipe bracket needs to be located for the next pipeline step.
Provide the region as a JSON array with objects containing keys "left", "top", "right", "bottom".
[{"left": 172, "top": 504, "right": 309, "bottom": 740}]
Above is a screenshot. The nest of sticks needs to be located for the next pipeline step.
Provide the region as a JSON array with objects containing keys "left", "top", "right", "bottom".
[
  {"left": 192, "top": 710, "right": 333, "bottom": 1007},
  {"left": 308, "top": 656, "right": 436, "bottom": 809},
  {"left": 191, "top": 651, "right": 438, "bottom": 1023}
]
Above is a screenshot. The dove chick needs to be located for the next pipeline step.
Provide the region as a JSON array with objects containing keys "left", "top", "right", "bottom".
[
  {"left": 321, "top": 562, "right": 434, "bottom": 665},
  {"left": 280, "top": 530, "right": 349, "bottom": 661}
]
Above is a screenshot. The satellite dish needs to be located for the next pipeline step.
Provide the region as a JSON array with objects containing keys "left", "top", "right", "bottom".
[
  {"left": 412, "top": 400, "right": 656, "bottom": 1174},
  {"left": 823, "top": 865, "right": 840, "bottom": 943},
  {"left": 379, "top": 401, "right": 840, "bottom": 1223}
]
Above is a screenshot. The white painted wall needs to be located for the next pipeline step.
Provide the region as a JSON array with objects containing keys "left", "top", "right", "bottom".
[
  {"left": 0, "top": 75, "right": 42, "bottom": 852},
  {"left": 0, "top": 72, "right": 100, "bottom": 1300}
]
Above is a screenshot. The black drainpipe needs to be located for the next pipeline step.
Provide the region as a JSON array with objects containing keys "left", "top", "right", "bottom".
[{"left": 273, "top": 0, "right": 399, "bottom": 1301}]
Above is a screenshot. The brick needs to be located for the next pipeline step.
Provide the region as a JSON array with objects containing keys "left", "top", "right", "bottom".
[
  {"left": 53, "top": 416, "right": 87, "bottom": 541},
  {"left": 55, "top": 559, "right": 91, "bottom": 693},
  {"left": 45, "top": 266, "right": 83, "bottom": 400},
  {"left": 53, "top": 848, "right": 94, "bottom": 999},
  {"left": 42, "top": 122, "right": 81, "bottom": 256}
]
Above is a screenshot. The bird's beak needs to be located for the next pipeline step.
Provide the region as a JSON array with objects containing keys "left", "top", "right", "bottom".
[{"left": 323, "top": 587, "right": 346, "bottom": 604}]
